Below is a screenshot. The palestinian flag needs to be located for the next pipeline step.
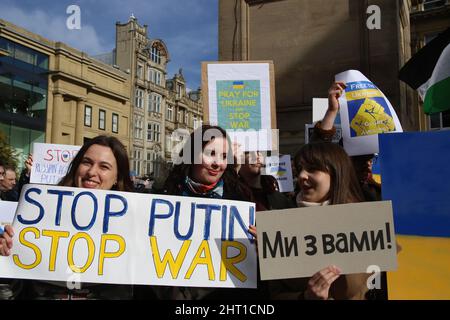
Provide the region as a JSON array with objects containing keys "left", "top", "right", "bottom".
[{"left": 399, "top": 27, "right": 450, "bottom": 115}]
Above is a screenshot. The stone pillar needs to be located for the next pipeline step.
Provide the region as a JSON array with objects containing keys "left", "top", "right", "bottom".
[
  {"left": 75, "top": 99, "right": 86, "bottom": 145},
  {"left": 240, "top": 0, "right": 249, "bottom": 60},
  {"left": 51, "top": 93, "right": 64, "bottom": 143}
]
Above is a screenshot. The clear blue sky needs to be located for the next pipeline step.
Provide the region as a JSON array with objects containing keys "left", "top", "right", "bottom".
[{"left": 0, "top": 0, "right": 218, "bottom": 89}]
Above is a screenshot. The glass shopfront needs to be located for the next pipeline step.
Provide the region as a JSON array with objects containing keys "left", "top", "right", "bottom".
[{"left": 0, "top": 36, "right": 48, "bottom": 168}]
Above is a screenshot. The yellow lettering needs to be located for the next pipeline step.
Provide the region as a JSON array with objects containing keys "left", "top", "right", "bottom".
[
  {"left": 220, "top": 241, "right": 247, "bottom": 282},
  {"left": 230, "top": 121, "right": 249, "bottom": 129},
  {"left": 13, "top": 227, "right": 42, "bottom": 270},
  {"left": 150, "top": 236, "right": 190, "bottom": 279},
  {"left": 42, "top": 230, "right": 70, "bottom": 271},
  {"left": 98, "top": 234, "right": 126, "bottom": 275},
  {"left": 185, "top": 240, "right": 215, "bottom": 280},
  {"left": 67, "top": 232, "right": 95, "bottom": 273}
]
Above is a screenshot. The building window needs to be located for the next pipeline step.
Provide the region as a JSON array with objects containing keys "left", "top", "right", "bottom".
[
  {"left": 147, "top": 122, "right": 161, "bottom": 142},
  {"left": 133, "top": 149, "right": 142, "bottom": 176},
  {"left": 137, "top": 64, "right": 144, "bottom": 79},
  {"left": 155, "top": 71, "right": 162, "bottom": 85},
  {"left": 135, "top": 88, "right": 144, "bottom": 109},
  {"left": 177, "top": 83, "right": 183, "bottom": 99},
  {"left": 165, "top": 132, "right": 172, "bottom": 152},
  {"left": 193, "top": 115, "right": 199, "bottom": 129},
  {"left": 151, "top": 46, "right": 161, "bottom": 64},
  {"left": 155, "top": 94, "right": 162, "bottom": 113},
  {"left": 147, "top": 68, "right": 162, "bottom": 86},
  {"left": 134, "top": 115, "right": 143, "bottom": 139},
  {"left": 184, "top": 111, "right": 189, "bottom": 125},
  {"left": 148, "top": 93, "right": 162, "bottom": 113},
  {"left": 429, "top": 110, "right": 450, "bottom": 130},
  {"left": 146, "top": 151, "right": 157, "bottom": 174},
  {"left": 84, "top": 106, "right": 92, "bottom": 127},
  {"left": 147, "top": 68, "right": 153, "bottom": 82},
  {"left": 166, "top": 104, "right": 173, "bottom": 121},
  {"left": 177, "top": 109, "right": 182, "bottom": 123},
  {"left": 99, "top": 109, "right": 106, "bottom": 130},
  {"left": 112, "top": 113, "right": 119, "bottom": 133}
]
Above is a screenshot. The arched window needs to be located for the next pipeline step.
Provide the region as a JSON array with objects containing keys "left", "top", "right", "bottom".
[{"left": 151, "top": 46, "right": 161, "bottom": 64}]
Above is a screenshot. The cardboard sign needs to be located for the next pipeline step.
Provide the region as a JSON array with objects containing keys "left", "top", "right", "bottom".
[
  {"left": 335, "top": 70, "right": 403, "bottom": 156},
  {"left": 0, "top": 201, "right": 18, "bottom": 234},
  {"left": 30, "top": 143, "right": 81, "bottom": 185},
  {"left": 0, "top": 185, "right": 257, "bottom": 288},
  {"left": 202, "top": 61, "right": 277, "bottom": 151},
  {"left": 256, "top": 201, "right": 397, "bottom": 280},
  {"left": 380, "top": 131, "right": 450, "bottom": 299},
  {"left": 264, "top": 155, "right": 294, "bottom": 193}
]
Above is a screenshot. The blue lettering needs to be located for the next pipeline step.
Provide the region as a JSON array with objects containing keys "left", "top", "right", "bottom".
[
  {"left": 17, "top": 188, "right": 45, "bottom": 225},
  {"left": 173, "top": 202, "right": 194, "bottom": 240},
  {"left": 103, "top": 194, "right": 128, "bottom": 233},
  {"left": 47, "top": 189, "right": 74, "bottom": 226},
  {"left": 196, "top": 204, "right": 221, "bottom": 240},
  {"left": 228, "top": 205, "right": 255, "bottom": 242},
  {"left": 71, "top": 191, "right": 97, "bottom": 231},
  {"left": 148, "top": 198, "right": 174, "bottom": 236},
  {"left": 221, "top": 205, "right": 227, "bottom": 241}
]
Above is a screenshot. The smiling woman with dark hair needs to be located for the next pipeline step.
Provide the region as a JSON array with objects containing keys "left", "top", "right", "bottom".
[
  {"left": 264, "top": 142, "right": 369, "bottom": 300},
  {"left": 152, "top": 124, "right": 260, "bottom": 300},
  {"left": 59, "top": 135, "right": 133, "bottom": 192},
  {"left": 163, "top": 125, "right": 252, "bottom": 201},
  {"left": 0, "top": 135, "right": 135, "bottom": 300}
]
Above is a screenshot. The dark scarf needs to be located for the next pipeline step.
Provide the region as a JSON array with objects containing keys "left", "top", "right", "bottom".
[{"left": 180, "top": 176, "right": 224, "bottom": 199}]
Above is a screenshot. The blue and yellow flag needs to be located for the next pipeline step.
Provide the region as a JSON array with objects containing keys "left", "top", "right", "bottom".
[{"left": 380, "top": 131, "right": 450, "bottom": 299}]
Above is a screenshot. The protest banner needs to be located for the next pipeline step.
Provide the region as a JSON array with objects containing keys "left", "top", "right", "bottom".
[
  {"left": 30, "top": 143, "right": 81, "bottom": 185},
  {"left": 202, "top": 61, "right": 277, "bottom": 151},
  {"left": 0, "top": 185, "right": 257, "bottom": 288},
  {"left": 263, "top": 155, "right": 294, "bottom": 193},
  {"left": 256, "top": 201, "right": 397, "bottom": 280},
  {"left": 0, "top": 201, "right": 18, "bottom": 234},
  {"left": 335, "top": 70, "right": 403, "bottom": 156},
  {"left": 380, "top": 131, "right": 450, "bottom": 299}
]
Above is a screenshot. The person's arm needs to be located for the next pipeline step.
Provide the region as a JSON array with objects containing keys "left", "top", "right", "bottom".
[
  {"left": 17, "top": 154, "right": 32, "bottom": 196},
  {"left": 310, "top": 82, "right": 346, "bottom": 143},
  {"left": 330, "top": 272, "right": 370, "bottom": 300},
  {"left": 321, "top": 82, "right": 346, "bottom": 130}
]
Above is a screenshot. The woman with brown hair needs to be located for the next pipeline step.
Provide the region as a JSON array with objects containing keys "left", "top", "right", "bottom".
[
  {"left": 163, "top": 124, "right": 252, "bottom": 201},
  {"left": 153, "top": 125, "right": 260, "bottom": 300},
  {"left": 0, "top": 135, "right": 135, "bottom": 299},
  {"left": 251, "top": 142, "right": 370, "bottom": 300}
]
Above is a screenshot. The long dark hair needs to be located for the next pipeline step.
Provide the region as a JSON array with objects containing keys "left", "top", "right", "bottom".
[
  {"left": 164, "top": 125, "right": 252, "bottom": 201},
  {"left": 294, "top": 142, "right": 364, "bottom": 204},
  {"left": 59, "top": 135, "right": 133, "bottom": 192}
]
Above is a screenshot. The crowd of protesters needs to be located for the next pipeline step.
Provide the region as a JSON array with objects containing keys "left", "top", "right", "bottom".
[{"left": 0, "top": 82, "right": 387, "bottom": 300}]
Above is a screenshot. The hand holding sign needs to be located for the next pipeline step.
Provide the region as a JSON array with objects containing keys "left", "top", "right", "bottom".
[
  {"left": 0, "top": 225, "right": 14, "bottom": 256},
  {"left": 24, "top": 154, "right": 33, "bottom": 177},
  {"left": 305, "top": 265, "right": 342, "bottom": 300}
]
